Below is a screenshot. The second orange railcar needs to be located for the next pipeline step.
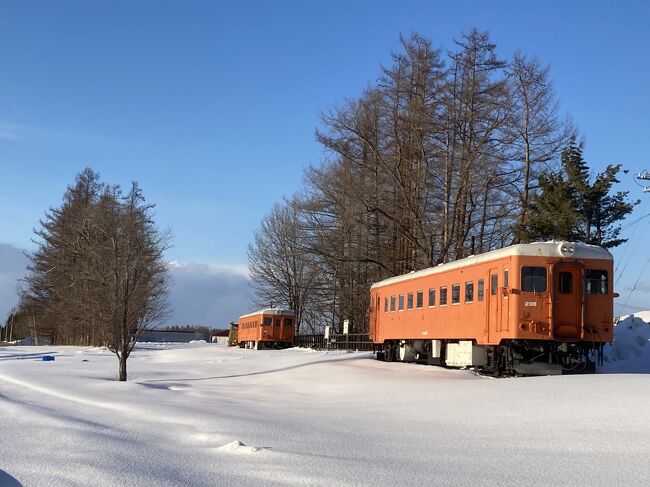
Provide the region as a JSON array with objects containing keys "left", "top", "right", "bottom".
[{"left": 237, "top": 308, "right": 296, "bottom": 349}]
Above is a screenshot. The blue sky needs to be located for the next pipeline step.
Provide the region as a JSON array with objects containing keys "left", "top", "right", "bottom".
[{"left": 1, "top": 0, "right": 650, "bottom": 323}]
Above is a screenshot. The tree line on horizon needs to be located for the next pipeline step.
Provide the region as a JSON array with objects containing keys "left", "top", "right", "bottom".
[{"left": 248, "top": 29, "right": 636, "bottom": 335}]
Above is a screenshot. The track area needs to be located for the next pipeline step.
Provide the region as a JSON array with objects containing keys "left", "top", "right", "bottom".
[{"left": 1, "top": 343, "right": 649, "bottom": 486}]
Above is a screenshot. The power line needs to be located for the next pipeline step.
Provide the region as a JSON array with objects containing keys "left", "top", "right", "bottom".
[
  {"left": 621, "top": 253, "right": 650, "bottom": 311},
  {"left": 616, "top": 207, "right": 650, "bottom": 284},
  {"left": 620, "top": 211, "right": 650, "bottom": 232},
  {"left": 615, "top": 302, "right": 649, "bottom": 311},
  {"left": 614, "top": 172, "right": 650, "bottom": 283}
]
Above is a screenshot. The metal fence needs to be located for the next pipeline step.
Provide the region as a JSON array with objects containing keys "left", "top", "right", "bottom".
[
  {"left": 293, "top": 334, "right": 327, "bottom": 349},
  {"left": 293, "top": 333, "right": 376, "bottom": 351}
]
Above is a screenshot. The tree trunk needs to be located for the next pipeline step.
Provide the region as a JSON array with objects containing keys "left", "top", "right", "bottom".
[{"left": 118, "top": 353, "right": 127, "bottom": 381}]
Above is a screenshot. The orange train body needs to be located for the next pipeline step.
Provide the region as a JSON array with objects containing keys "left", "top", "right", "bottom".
[
  {"left": 368, "top": 241, "right": 614, "bottom": 375},
  {"left": 237, "top": 309, "right": 295, "bottom": 349}
]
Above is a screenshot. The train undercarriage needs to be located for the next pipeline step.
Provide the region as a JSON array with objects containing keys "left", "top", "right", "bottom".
[
  {"left": 377, "top": 339, "right": 604, "bottom": 376},
  {"left": 239, "top": 340, "right": 293, "bottom": 350}
]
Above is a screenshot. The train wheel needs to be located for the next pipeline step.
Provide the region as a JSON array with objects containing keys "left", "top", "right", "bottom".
[
  {"left": 383, "top": 342, "right": 395, "bottom": 362},
  {"left": 398, "top": 342, "right": 416, "bottom": 362}
]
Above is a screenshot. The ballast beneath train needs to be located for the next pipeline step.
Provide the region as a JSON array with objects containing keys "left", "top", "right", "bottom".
[{"left": 369, "top": 241, "right": 615, "bottom": 375}]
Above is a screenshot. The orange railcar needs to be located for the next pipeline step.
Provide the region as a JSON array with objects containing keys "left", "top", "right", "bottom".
[
  {"left": 369, "top": 241, "right": 614, "bottom": 375},
  {"left": 237, "top": 309, "right": 296, "bottom": 349}
]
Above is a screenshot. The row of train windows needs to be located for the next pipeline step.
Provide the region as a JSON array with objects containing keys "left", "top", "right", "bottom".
[
  {"left": 384, "top": 279, "right": 486, "bottom": 312},
  {"left": 382, "top": 267, "right": 609, "bottom": 312},
  {"left": 241, "top": 318, "right": 294, "bottom": 328},
  {"left": 261, "top": 317, "right": 294, "bottom": 327}
]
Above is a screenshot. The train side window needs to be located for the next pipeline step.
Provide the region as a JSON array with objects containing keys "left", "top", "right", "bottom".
[
  {"left": 263, "top": 317, "right": 272, "bottom": 326},
  {"left": 407, "top": 292, "right": 414, "bottom": 310},
  {"left": 428, "top": 288, "right": 436, "bottom": 307},
  {"left": 478, "top": 279, "right": 484, "bottom": 301},
  {"left": 504, "top": 269, "right": 509, "bottom": 288},
  {"left": 586, "top": 269, "right": 608, "bottom": 294},
  {"left": 390, "top": 296, "right": 396, "bottom": 312},
  {"left": 398, "top": 294, "right": 404, "bottom": 311},
  {"left": 440, "top": 287, "right": 448, "bottom": 306},
  {"left": 416, "top": 290, "right": 423, "bottom": 308},
  {"left": 451, "top": 284, "right": 460, "bottom": 304},
  {"left": 559, "top": 272, "right": 572, "bottom": 294},
  {"left": 465, "top": 281, "right": 474, "bottom": 303},
  {"left": 384, "top": 297, "right": 388, "bottom": 313},
  {"left": 284, "top": 318, "right": 293, "bottom": 327},
  {"left": 491, "top": 274, "right": 498, "bottom": 295},
  {"left": 521, "top": 267, "right": 547, "bottom": 292}
]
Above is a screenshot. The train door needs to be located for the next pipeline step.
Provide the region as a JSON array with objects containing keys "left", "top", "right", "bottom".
[
  {"left": 487, "top": 269, "right": 499, "bottom": 342},
  {"left": 501, "top": 267, "right": 510, "bottom": 333},
  {"left": 370, "top": 294, "right": 380, "bottom": 340},
  {"left": 552, "top": 265, "right": 583, "bottom": 339}
]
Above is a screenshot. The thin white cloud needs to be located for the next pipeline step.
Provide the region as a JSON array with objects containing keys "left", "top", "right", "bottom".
[
  {"left": 0, "top": 129, "right": 21, "bottom": 141},
  {"left": 0, "top": 121, "right": 27, "bottom": 141},
  {"left": 0, "top": 119, "right": 115, "bottom": 144}
]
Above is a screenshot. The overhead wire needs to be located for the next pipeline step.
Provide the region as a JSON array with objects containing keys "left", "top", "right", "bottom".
[
  {"left": 615, "top": 204, "right": 650, "bottom": 283},
  {"left": 614, "top": 173, "right": 650, "bottom": 282},
  {"left": 620, "top": 253, "right": 650, "bottom": 311},
  {"left": 616, "top": 302, "right": 648, "bottom": 312},
  {"left": 612, "top": 171, "right": 650, "bottom": 310}
]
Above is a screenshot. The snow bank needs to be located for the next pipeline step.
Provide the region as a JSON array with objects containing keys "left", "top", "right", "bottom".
[{"left": 601, "top": 312, "right": 650, "bottom": 373}]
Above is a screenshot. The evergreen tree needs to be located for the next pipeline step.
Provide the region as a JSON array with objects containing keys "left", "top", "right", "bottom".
[{"left": 517, "top": 141, "right": 637, "bottom": 247}]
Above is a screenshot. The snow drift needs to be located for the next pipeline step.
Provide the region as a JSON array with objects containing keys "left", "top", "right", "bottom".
[{"left": 601, "top": 311, "right": 650, "bottom": 373}]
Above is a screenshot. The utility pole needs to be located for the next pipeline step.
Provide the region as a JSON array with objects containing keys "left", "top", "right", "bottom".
[
  {"left": 9, "top": 312, "right": 14, "bottom": 343},
  {"left": 636, "top": 171, "right": 650, "bottom": 192}
]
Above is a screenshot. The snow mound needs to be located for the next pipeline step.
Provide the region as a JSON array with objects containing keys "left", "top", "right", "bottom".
[
  {"left": 601, "top": 313, "right": 650, "bottom": 372},
  {"left": 216, "top": 440, "right": 265, "bottom": 454},
  {"left": 619, "top": 310, "right": 650, "bottom": 323}
]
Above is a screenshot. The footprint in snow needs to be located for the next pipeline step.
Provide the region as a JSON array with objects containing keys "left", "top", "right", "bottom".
[{"left": 217, "top": 440, "right": 269, "bottom": 454}]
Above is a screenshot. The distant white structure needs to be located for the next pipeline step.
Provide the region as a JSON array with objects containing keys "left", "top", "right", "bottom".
[{"left": 211, "top": 329, "right": 230, "bottom": 345}]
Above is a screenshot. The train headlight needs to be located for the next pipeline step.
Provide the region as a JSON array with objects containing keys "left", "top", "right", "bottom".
[{"left": 558, "top": 242, "right": 576, "bottom": 257}]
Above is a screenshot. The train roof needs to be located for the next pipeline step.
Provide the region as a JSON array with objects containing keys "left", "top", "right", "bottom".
[
  {"left": 238, "top": 308, "right": 295, "bottom": 319},
  {"left": 370, "top": 241, "right": 612, "bottom": 289}
]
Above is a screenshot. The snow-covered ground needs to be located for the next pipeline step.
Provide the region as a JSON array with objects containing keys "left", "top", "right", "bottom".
[{"left": 1, "top": 318, "right": 650, "bottom": 486}]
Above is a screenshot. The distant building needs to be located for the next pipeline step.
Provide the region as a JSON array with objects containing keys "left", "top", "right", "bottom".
[
  {"left": 138, "top": 330, "right": 203, "bottom": 343},
  {"left": 211, "top": 329, "right": 230, "bottom": 345}
]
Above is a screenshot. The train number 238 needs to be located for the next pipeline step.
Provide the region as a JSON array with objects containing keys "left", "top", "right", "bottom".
[{"left": 524, "top": 301, "right": 538, "bottom": 307}]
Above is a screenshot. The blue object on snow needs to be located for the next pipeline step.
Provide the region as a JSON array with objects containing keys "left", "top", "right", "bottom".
[{"left": 42, "top": 355, "right": 55, "bottom": 361}]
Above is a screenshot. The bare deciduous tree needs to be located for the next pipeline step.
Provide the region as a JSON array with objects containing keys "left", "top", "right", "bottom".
[
  {"left": 248, "top": 199, "right": 319, "bottom": 335},
  {"left": 21, "top": 169, "right": 171, "bottom": 381}
]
